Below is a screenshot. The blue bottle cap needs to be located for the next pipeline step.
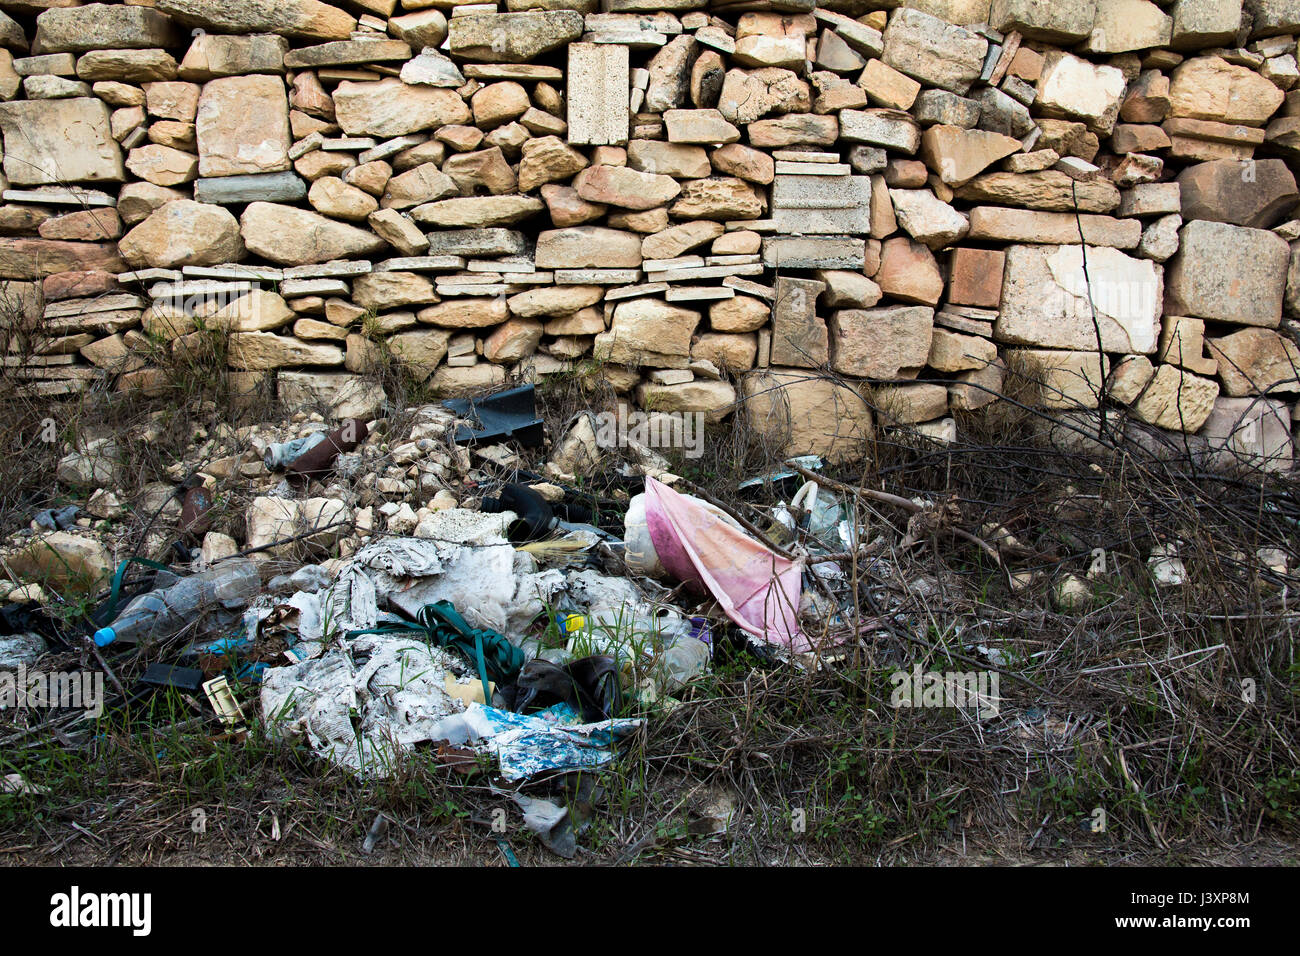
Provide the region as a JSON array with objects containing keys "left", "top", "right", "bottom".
[{"left": 92, "top": 627, "right": 116, "bottom": 648}]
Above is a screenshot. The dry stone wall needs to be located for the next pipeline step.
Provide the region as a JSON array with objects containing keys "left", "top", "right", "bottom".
[{"left": 2, "top": 0, "right": 1300, "bottom": 469}]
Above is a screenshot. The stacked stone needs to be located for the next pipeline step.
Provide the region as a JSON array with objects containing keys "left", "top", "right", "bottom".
[{"left": 1, "top": 1, "right": 1300, "bottom": 470}]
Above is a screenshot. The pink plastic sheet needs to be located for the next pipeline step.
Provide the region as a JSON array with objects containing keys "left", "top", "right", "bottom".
[{"left": 644, "top": 477, "right": 807, "bottom": 651}]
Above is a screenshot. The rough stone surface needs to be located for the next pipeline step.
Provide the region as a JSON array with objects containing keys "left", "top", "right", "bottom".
[
  {"left": 179, "top": 34, "right": 289, "bottom": 80},
  {"left": 948, "top": 247, "right": 1006, "bottom": 308},
  {"left": 118, "top": 200, "right": 244, "bottom": 269},
  {"left": 277, "top": 371, "right": 385, "bottom": 420},
  {"left": 929, "top": 327, "right": 998, "bottom": 372},
  {"left": 243, "top": 497, "right": 349, "bottom": 555},
  {"left": 240, "top": 202, "right": 386, "bottom": 265},
  {"left": 839, "top": 108, "right": 920, "bottom": 153},
  {"left": 1176, "top": 159, "right": 1299, "bottom": 228},
  {"left": 1108, "top": 354, "right": 1156, "bottom": 404},
  {"left": 448, "top": 12, "right": 584, "bottom": 63},
  {"left": 126, "top": 145, "right": 198, "bottom": 187},
  {"left": 664, "top": 108, "right": 741, "bottom": 144},
  {"left": 882, "top": 9, "right": 987, "bottom": 96},
  {"left": 568, "top": 43, "right": 629, "bottom": 146},
  {"left": 644, "top": 35, "right": 697, "bottom": 114},
  {"left": 600, "top": 298, "right": 700, "bottom": 358},
  {"left": 770, "top": 276, "right": 828, "bottom": 368},
  {"left": 419, "top": 299, "right": 507, "bottom": 329},
  {"left": 920, "top": 125, "right": 1022, "bottom": 187},
  {"left": 1168, "top": 56, "right": 1286, "bottom": 125},
  {"left": 156, "top": 0, "right": 357, "bottom": 42},
  {"left": 889, "top": 188, "right": 969, "bottom": 249},
  {"left": 876, "top": 237, "right": 944, "bottom": 305},
  {"left": 5, "top": 531, "right": 112, "bottom": 597},
  {"left": 410, "top": 196, "right": 544, "bottom": 228},
  {"left": 1016, "top": 348, "right": 1110, "bottom": 409},
  {"left": 1036, "top": 52, "right": 1127, "bottom": 134},
  {"left": 0, "top": 239, "right": 124, "bottom": 279},
  {"left": 876, "top": 383, "right": 949, "bottom": 425},
  {"left": 536, "top": 227, "right": 643, "bottom": 269},
  {"left": 309, "top": 177, "right": 379, "bottom": 221},
  {"left": 75, "top": 50, "right": 179, "bottom": 84},
  {"left": 1198, "top": 396, "right": 1293, "bottom": 473},
  {"left": 1171, "top": 0, "right": 1242, "bottom": 50},
  {"left": 717, "top": 67, "right": 810, "bottom": 125},
  {"left": 741, "top": 367, "right": 873, "bottom": 463},
  {"left": 991, "top": 0, "right": 1099, "bottom": 44},
  {"left": 519, "top": 136, "right": 589, "bottom": 193},
  {"left": 1132, "top": 363, "right": 1219, "bottom": 429},
  {"left": 227, "top": 332, "right": 344, "bottom": 369},
  {"left": 998, "top": 244, "right": 1163, "bottom": 354},
  {"left": 967, "top": 206, "right": 1141, "bottom": 247},
  {"left": 196, "top": 75, "right": 291, "bottom": 178},
  {"left": 574, "top": 165, "right": 681, "bottom": 210},
  {"left": 334, "top": 79, "right": 471, "bottom": 137},
  {"left": 35, "top": 5, "right": 180, "bottom": 55},
  {"left": 627, "top": 141, "right": 710, "bottom": 179},
  {"left": 508, "top": 286, "right": 604, "bottom": 318},
  {"left": 1165, "top": 220, "right": 1289, "bottom": 327},
  {"left": 829, "top": 306, "right": 934, "bottom": 379},
  {"left": 671, "top": 178, "right": 765, "bottom": 220},
  {"left": 1081, "top": 0, "right": 1172, "bottom": 54},
  {"left": 710, "top": 295, "right": 770, "bottom": 333},
  {"left": 1206, "top": 327, "right": 1300, "bottom": 396},
  {"left": 0, "top": 98, "right": 123, "bottom": 185},
  {"left": 2, "top": 0, "right": 1293, "bottom": 444},
  {"left": 637, "top": 379, "right": 736, "bottom": 423}
]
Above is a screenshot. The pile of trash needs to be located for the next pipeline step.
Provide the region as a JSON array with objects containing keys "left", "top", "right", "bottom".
[{"left": 2, "top": 384, "right": 880, "bottom": 855}]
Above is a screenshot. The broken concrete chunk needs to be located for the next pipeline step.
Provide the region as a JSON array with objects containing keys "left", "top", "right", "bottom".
[{"left": 770, "top": 276, "right": 828, "bottom": 368}]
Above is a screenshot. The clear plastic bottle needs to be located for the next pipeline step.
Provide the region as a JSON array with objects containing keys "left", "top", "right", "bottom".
[
  {"left": 92, "top": 558, "right": 262, "bottom": 648},
  {"left": 655, "top": 634, "right": 711, "bottom": 694}
]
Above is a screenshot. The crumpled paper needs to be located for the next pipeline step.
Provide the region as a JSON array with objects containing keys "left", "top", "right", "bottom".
[{"left": 261, "top": 634, "right": 465, "bottom": 775}]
